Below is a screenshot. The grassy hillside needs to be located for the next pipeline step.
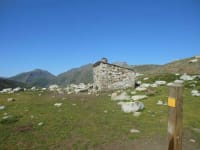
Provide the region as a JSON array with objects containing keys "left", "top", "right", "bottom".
[
  {"left": 9, "top": 69, "right": 56, "bottom": 87},
  {"left": 131, "top": 65, "right": 161, "bottom": 74},
  {"left": 0, "top": 85, "right": 199, "bottom": 149},
  {"left": 57, "top": 64, "right": 93, "bottom": 86},
  {"left": 152, "top": 57, "right": 200, "bottom": 74}
]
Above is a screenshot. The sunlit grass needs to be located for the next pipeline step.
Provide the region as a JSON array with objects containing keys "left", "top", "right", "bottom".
[{"left": 0, "top": 85, "right": 200, "bottom": 149}]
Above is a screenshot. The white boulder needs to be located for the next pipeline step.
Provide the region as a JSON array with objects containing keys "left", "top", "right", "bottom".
[
  {"left": 130, "top": 128, "right": 140, "bottom": 133},
  {"left": 135, "top": 87, "right": 147, "bottom": 92},
  {"left": 0, "top": 105, "right": 6, "bottom": 110},
  {"left": 133, "top": 112, "right": 141, "bottom": 117},
  {"left": 150, "top": 83, "right": 158, "bottom": 88},
  {"left": 54, "top": 103, "right": 63, "bottom": 107},
  {"left": 189, "top": 59, "right": 198, "bottom": 63},
  {"left": 143, "top": 77, "right": 149, "bottom": 81},
  {"left": 31, "top": 86, "right": 36, "bottom": 90},
  {"left": 118, "top": 101, "right": 144, "bottom": 113},
  {"left": 191, "top": 90, "right": 200, "bottom": 97},
  {"left": 131, "top": 95, "right": 147, "bottom": 101},
  {"left": 38, "top": 122, "right": 44, "bottom": 126},
  {"left": 154, "top": 81, "right": 166, "bottom": 85},
  {"left": 157, "top": 100, "right": 167, "bottom": 105},
  {"left": 7, "top": 98, "right": 15, "bottom": 102},
  {"left": 174, "top": 80, "right": 184, "bottom": 84},
  {"left": 180, "top": 73, "right": 195, "bottom": 81}
]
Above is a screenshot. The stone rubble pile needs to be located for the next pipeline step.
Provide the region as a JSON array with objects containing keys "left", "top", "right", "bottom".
[
  {"left": 0, "top": 87, "right": 24, "bottom": 94},
  {"left": 48, "top": 83, "right": 96, "bottom": 94}
]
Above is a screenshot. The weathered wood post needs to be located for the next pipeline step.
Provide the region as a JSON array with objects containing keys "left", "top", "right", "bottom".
[{"left": 168, "top": 83, "right": 183, "bottom": 150}]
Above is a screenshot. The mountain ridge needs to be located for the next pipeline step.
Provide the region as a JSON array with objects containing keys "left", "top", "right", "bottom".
[{"left": 2, "top": 56, "right": 200, "bottom": 88}]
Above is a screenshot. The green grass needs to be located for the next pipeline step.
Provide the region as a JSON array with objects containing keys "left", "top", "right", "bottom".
[{"left": 0, "top": 86, "right": 200, "bottom": 149}]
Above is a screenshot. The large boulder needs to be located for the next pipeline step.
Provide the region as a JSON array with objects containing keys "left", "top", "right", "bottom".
[
  {"left": 118, "top": 101, "right": 144, "bottom": 113},
  {"left": 180, "top": 73, "right": 195, "bottom": 81}
]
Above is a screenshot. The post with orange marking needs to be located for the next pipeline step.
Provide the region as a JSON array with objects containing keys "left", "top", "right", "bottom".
[{"left": 168, "top": 83, "right": 183, "bottom": 150}]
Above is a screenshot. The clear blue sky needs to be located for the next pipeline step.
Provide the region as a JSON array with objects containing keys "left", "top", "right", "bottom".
[{"left": 0, "top": 0, "right": 200, "bottom": 77}]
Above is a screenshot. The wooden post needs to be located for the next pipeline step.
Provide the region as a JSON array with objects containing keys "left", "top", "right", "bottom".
[{"left": 167, "top": 83, "right": 183, "bottom": 150}]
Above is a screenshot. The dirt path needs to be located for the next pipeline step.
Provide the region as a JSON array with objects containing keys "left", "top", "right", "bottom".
[{"left": 96, "top": 134, "right": 199, "bottom": 150}]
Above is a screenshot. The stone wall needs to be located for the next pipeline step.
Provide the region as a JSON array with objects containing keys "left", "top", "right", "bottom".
[{"left": 93, "top": 60, "right": 136, "bottom": 91}]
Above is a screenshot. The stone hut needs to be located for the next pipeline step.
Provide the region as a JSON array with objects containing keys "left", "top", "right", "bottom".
[{"left": 93, "top": 58, "right": 136, "bottom": 91}]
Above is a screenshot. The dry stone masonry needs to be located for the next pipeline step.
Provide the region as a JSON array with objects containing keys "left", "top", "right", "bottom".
[{"left": 93, "top": 58, "right": 136, "bottom": 91}]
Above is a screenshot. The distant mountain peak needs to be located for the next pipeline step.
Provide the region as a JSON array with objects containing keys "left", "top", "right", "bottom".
[{"left": 9, "top": 69, "right": 56, "bottom": 87}]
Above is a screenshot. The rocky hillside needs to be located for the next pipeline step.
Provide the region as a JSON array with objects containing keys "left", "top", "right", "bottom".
[
  {"left": 150, "top": 56, "right": 200, "bottom": 74},
  {"left": 5, "top": 56, "right": 200, "bottom": 88},
  {"left": 57, "top": 64, "right": 93, "bottom": 86},
  {"left": 131, "top": 65, "right": 161, "bottom": 74},
  {"left": 9, "top": 69, "right": 56, "bottom": 87}
]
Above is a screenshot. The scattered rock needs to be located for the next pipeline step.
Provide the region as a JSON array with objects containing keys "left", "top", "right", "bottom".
[
  {"left": 130, "top": 128, "right": 140, "bottom": 133},
  {"left": 13, "top": 87, "right": 23, "bottom": 92},
  {"left": 167, "top": 83, "right": 174, "bottom": 86},
  {"left": 54, "top": 103, "right": 62, "bottom": 107},
  {"left": 150, "top": 84, "right": 158, "bottom": 88},
  {"left": 189, "top": 59, "right": 198, "bottom": 63},
  {"left": 131, "top": 95, "right": 147, "bottom": 101},
  {"left": 118, "top": 101, "right": 144, "bottom": 113},
  {"left": 42, "top": 88, "right": 47, "bottom": 91},
  {"left": 157, "top": 100, "right": 164, "bottom": 105},
  {"left": 174, "top": 80, "right": 184, "bottom": 84},
  {"left": 191, "top": 90, "right": 200, "bottom": 97},
  {"left": 38, "top": 122, "right": 44, "bottom": 126},
  {"left": 7, "top": 98, "right": 15, "bottom": 102},
  {"left": 0, "top": 115, "right": 19, "bottom": 124},
  {"left": 111, "top": 91, "right": 130, "bottom": 101},
  {"left": 154, "top": 81, "right": 166, "bottom": 85},
  {"left": 104, "top": 110, "right": 108, "bottom": 113},
  {"left": 131, "top": 91, "right": 136, "bottom": 95},
  {"left": 133, "top": 112, "right": 141, "bottom": 117},
  {"left": 140, "top": 83, "right": 151, "bottom": 88},
  {"left": 0, "top": 105, "right": 6, "bottom": 110},
  {"left": 135, "top": 87, "right": 147, "bottom": 92},
  {"left": 0, "top": 88, "right": 12, "bottom": 93},
  {"left": 156, "top": 100, "right": 167, "bottom": 105},
  {"left": 49, "top": 84, "right": 59, "bottom": 91},
  {"left": 180, "top": 73, "right": 195, "bottom": 81},
  {"left": 189, "top": 139, "right": 196, "bottom": 143},
  {"left": 31, "top": 87, "right": 36, "bottom": 90}
]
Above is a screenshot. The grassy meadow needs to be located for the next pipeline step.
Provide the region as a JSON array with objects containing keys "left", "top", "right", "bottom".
[{"left": 0, "top": 82, "right": 200, "bottom": 149}]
